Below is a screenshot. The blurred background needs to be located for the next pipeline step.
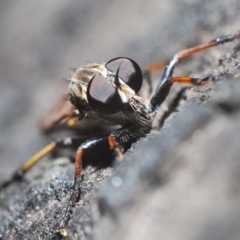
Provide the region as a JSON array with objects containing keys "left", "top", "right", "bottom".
[{"left": 0, "top": 0, "right": 239, "bottom": 181}]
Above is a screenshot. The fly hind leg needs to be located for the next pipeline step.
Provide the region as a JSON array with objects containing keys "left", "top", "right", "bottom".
[{"left": 0, "top": 137, "right": 86, "bottom": 189}]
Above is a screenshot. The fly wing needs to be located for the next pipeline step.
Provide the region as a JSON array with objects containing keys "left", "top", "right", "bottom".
[{"left": 39, "top": 89, "right": 76, "bottom": 133}]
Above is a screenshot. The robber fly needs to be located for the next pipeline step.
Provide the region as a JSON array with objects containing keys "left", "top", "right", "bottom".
[{"left": 1, "top": 30, "right": 240, "bottom": 236}]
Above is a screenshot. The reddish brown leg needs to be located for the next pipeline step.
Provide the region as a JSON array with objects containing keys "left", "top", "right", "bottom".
[
  {"left": 108, "top": 136, "right": 123, "bottom": 160},
  {"left": 56, "top": 148, "right": 83, "bottom": 237},
  {"left": 0, "top": 138, "right": 86, "bottom": 189},
  {"left": 170, "top": 76, "right": 210, "bottom": 85},
  {"left": 150, "top": 30, "right": 240, "bottom": 111},
  {"left": 56, "top": 137, "right": 113, "bottom": 236},
  {"left": 176, "top": 35, "right": 238, "bottom": 60},
  {"left": 143, "top": 31, "right": 240, "bottom": 75},
  {"left": 143, "top": 61, "right": 167, "bottom": 95},
  {"left": 0, "top": 143, "right": 57, "bottom": 189},
  {"left": 144, "top": 61, "right": 167, "bottom": 72},
  {"left": 56, "top": 135, "right": 127, "bottom": 236},
  {"left": 56, "top": 125, "right": 147, "bottom": 236}
]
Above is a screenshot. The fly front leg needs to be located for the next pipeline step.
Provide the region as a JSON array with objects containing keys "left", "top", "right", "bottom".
[
  {"left": 56, "top": 125, "right": 149, "bottom": 236},
  {"left": 150, "top": 30, "right": 240, "bottom": 112},
  {"left": 56, "top": 137, "right": 113, "bottom": 236}
]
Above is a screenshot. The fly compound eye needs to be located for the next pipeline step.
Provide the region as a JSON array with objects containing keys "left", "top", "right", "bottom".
[
  {"left": 105, "top": 57, "right": 142, "bottom": 93},
  {"left": 87, "top": 75, "right": 123, "bottom": 114}
]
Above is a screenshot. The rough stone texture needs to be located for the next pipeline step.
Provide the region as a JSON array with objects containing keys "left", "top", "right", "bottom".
[{"left": 0, "top": 0, "right": 240, "bottom": 239}]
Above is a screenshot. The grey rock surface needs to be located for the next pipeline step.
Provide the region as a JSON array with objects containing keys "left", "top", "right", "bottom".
[{"left": 0, "top": 0, "right": 240, "bottom": 239}]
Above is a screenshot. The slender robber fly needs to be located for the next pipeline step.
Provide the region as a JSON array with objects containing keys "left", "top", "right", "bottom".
[{"left": 1, "top": 30, "right": 240, "bottom": 236}]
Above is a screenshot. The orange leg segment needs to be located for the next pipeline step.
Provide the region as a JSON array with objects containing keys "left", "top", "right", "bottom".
[{"left": 170, "top": 76, "right": 209, "bottom": 85}]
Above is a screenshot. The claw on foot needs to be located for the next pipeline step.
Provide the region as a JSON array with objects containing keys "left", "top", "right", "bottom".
[{"left": 56, "top": 227, "right": 68, "bottom": 237}]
